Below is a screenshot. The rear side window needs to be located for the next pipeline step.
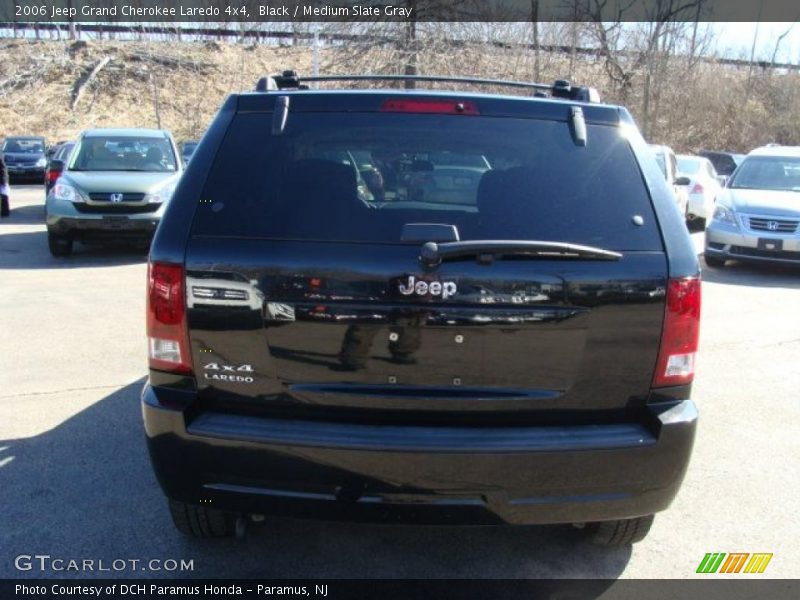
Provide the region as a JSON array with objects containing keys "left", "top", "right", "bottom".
[{"left": 193, "top": 112, "right": 662, "bottom": 251}]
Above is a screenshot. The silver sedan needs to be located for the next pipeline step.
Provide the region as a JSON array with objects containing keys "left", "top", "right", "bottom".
[{"left": 705, "top": 145, "right": 800, "bottom": 267}]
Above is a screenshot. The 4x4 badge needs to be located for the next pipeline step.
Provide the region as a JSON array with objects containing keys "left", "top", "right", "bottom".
[
  {"left": 203, "top": 362, "right": 254, "bottom": 384},
  {"left": 398, "top": 275, "right": 457, "bottom": 299}
]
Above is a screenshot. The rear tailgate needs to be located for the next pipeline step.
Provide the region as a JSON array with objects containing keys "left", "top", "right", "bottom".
[
  {"left": 186, "top": 239, "right": 665, "bottom": 416},
  {"left": 183, "top": 98, "right": 667, "bottom": 420}
]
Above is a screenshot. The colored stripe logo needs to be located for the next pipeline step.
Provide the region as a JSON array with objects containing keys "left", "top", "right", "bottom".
[{"left": 697, "top": 553, "right": 773, "bottom": 574}]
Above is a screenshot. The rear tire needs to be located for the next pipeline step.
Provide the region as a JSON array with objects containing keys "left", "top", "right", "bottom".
[
  {"left": 584, "top": 514, "right": 655, "bottom": 546},
  {"left": 704, "top": 254, "right": 726, "bottom": 268},
  {"left": 168, "top": 499, "right": 236, "bottom": 538},
  {"left": 47, "top": 231, "right": 73, "bottom": 257}
]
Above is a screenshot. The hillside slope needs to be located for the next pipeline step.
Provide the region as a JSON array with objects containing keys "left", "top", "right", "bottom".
[
  {"left": 0, "top": 39, "right": 314, "bottom": 143},
  {"left": 1, "top": 37, "right": 798, "bottom": 151}
]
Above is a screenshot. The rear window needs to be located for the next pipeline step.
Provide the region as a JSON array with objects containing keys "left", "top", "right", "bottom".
[
  {"left": 702, "top": 153, "right": 737, "bottom": 176},
  {"left": 55, "top": 143, "right": 75, "bottom": 161},
  {"left": 677, "top": 157, "right": 700, "bottom": 175},
  {"left": 193, "top": 112, "right": 661, "bottom": 251}
]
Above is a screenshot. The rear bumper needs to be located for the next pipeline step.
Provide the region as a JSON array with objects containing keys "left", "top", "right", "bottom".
[
  {"left": 142, "top": 384, "right": 697, "bottom": 526},
  {"left": 687, "top": 192, "right": 713, "bottom": 220}
]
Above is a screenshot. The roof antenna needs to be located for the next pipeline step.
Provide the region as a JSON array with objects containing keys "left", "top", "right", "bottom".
[
  {"left": 272, "top": 96, "right": 290, "bottom": 135},
  {"left": 569, "top": 106, "right": 587, "bottom": 147}
]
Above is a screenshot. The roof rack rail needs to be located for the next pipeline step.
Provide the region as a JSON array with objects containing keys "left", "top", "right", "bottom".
[{"left": 255, "top": 71, "right": 601, "bottom": 103}]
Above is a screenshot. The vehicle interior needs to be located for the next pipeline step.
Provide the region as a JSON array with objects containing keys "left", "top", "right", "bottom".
[{"left": 71, "top": 137, "right": 177, "bottom": 172}]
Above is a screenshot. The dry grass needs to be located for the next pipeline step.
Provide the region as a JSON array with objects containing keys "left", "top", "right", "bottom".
[
  {"left": 0, "top": 39, "right": 315, "bottom": 142},
  {"left": 1, "top": 38, "right": 798, "bottom": 152}
]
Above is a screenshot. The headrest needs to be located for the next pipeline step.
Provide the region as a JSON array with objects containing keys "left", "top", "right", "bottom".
[{"left": 282, "top": 159, "right": 357, "bottom": 196}]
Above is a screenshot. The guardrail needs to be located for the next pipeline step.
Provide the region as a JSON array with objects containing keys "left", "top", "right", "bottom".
[{"left": 2, "top": 21, "right": 799, "bottom": 72}]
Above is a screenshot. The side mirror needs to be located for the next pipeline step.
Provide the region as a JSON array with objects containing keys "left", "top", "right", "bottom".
[{"left": 674, "top": 176, "right": 691, "bottom": 186}]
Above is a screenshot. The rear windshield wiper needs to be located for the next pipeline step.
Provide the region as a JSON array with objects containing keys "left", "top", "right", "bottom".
[{"left": 419, "top": 240, "right": 622, "bottom": 267}]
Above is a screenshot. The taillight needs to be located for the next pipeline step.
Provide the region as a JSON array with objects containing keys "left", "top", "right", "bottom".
[
  {"left": 653, "top": 277, "right": 701, "bottom": 388},
  {"left": 691, "top": 183, "right": 704, "bottom": 194},
  {"left": 47, "top": 169, "right": 60, "bottom": 184},
  {"left": 147, "top": 262, "right": 193, "bottom": 374},
  {"left": 380, "top": 98, "right": 479, "bottom": 115}
]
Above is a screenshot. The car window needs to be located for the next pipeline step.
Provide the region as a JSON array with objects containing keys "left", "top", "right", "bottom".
[
  {"left": 192, "top": 112, "right": 662, "bottom": 251},
  {"left": 653, "top": 151, "right": 668, "bottom": 180},
  {"left": 3, "top": 139, "right": 45, "bottom": 153},
  {"left": 704, "top": 153, "right": 737, "bottom": 176},
  {"left": 668, "top": 152, "right": 678, "bottom": 180},
  {"left": 55, "top": 143, "right": 75, "bottom": 161},
  {"left": 70, "top": 136, "right": 177, "bottom": 172},
  {"left": 729, "top": 156, "right": 800, "bottom": 192},
  {"left": 677, "top": 158, "right": 700, "bottom": 175}
]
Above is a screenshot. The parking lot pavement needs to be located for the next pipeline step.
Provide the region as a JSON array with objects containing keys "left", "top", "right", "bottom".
[{"left": 1, "top": 186, "right": 799, "bottom": 580}]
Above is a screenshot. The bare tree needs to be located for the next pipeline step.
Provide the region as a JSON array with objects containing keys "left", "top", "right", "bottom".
[
  {"left": 585, "top": 0, "right": 703, "bottom": 138},
  {"left": 770, "top": 22, "right": 797, "bottom": 68}
]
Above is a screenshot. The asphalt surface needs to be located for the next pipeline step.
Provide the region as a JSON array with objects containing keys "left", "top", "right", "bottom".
[{"left": 1, "top": 186, "right": 799, "bottom": 580}]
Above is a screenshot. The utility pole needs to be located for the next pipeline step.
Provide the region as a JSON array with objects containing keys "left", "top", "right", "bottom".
[
  {"left": 67, "top": 0, "right": 76, "bottom": 40},
  {"left": 312, "top": 25, "right": 321, "bottom": 82},
  {"left": 747, "top": 1, "right": 764, "bottom": 88},
  {"left": 530, "top": 1, "right": 540, "bottom": 81}
]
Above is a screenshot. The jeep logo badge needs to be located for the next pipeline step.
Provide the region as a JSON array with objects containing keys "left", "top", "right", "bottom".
[
  {"left": 398, "top": 275, "right": 457, "bottom": 299},
  {"left": 110, "top": 193, "right": 124, "bottom": 203}
]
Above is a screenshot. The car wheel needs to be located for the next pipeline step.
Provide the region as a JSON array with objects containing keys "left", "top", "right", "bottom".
[
  {"left": 704, "top": 254, "right": 726, "bottom": 268},
  {"left": 168, "top": 499, "right": 236, "bottom": 538},
  {"left": 686, "top": 217, "right": 705, "bottom": 232},
  {"left": 683, "top": 203, "right": 694, "bottom": 230},
  {"left": 47, "top": 231, "right": 73, "bottom": 257},
  {"left": 582, "top": 514, "right": 655, "bottom": 546}
]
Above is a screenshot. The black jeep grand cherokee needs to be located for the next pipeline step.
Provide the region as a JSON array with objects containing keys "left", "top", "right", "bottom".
[{"left": 142, "top": 73, "right": 700, "bottom": 546}]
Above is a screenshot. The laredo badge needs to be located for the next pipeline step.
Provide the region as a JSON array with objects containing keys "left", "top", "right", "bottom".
[{"left": 203, "top": 362, "right": 254, "bottom": 383}]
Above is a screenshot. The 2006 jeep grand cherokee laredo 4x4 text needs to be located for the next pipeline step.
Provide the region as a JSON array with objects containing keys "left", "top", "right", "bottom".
[{"left": 142, "top": 72, "right": 700, "bottom": 546}]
